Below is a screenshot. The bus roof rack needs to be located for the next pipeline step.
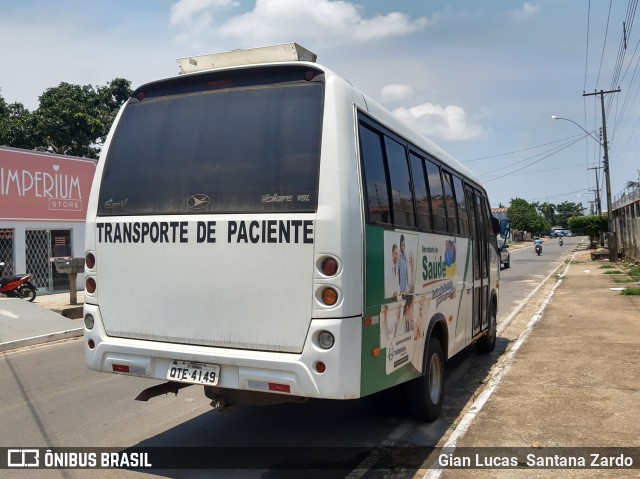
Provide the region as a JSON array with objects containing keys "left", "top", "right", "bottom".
[{"left": 176, "top": 43, "right": 317, "bottom": 74}]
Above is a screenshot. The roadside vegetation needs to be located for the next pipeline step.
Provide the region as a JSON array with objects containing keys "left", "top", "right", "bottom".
[
  {"left": 621, "top": 288, "right": 640, "bottom": 296},
  {"left": 609, "top": 261, "right": 640, "bottom": 295}
]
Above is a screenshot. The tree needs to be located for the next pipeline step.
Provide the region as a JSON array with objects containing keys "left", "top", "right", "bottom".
[
  {"left": 34, "top": 78, "right": 132, "bottom": 158},
  {"left": 0, "top": 78, "right": 132, "bottom": 158},
  {"left": 508, "top": 198, "right": 544, "bottom": 236},
  {"left": 0, "top": 96, "right": 38, "bottom": 149},
  {"left": 539, "top": 202, "right": 556, "bottom": 226},
  {"left": 555, "top": 201, "right": 584, "bottom": 228},
  {"left": 568, "top": 215, "right": 608, "bottom": 245}
]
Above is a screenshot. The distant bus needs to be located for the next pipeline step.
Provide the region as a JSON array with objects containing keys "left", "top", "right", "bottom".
[{"left": 83, "top": 43, "right": 507, "bottom": 421}]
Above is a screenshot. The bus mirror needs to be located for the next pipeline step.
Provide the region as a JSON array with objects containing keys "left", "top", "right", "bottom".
[
  {"left": 500, "top": 219, "right": 511, "bottom": 239},
  {"left": 491, "top": 216, "right": 500, "bottom": 235}
]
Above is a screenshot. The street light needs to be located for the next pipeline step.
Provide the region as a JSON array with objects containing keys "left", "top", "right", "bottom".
[
  {"left": 550, "top": 114, "right": 617, "bottom": 261},
  {"left": 551, "top": 116, "right": 603, "bottom": 215},
  {"left": 550, "top": 116, "right": 601, "bottom": 144}
]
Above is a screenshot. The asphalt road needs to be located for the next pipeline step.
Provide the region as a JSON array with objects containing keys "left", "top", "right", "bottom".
[
  {"left": 0, "top": 237, "right": 584, "bottom": 479},
  {"left": 497, "top": 236, "right": 584, "bottom": 323}
]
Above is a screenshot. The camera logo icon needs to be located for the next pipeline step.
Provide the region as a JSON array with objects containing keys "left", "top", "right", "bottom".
[{"left": 7, "top": 449, "right": 40, "bottom": 467}]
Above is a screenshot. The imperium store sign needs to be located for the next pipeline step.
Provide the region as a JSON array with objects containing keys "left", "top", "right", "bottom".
[{"left": 0, "top": 148, "right": 95, "bottom": 221}]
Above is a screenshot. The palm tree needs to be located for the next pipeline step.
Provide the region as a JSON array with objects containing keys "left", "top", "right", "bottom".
[
  {"left": 539, "top": 202, "right": 556, "bottom": 225},
  {"left": 626, "top": 170, "right": 640, "bottom": 191}
]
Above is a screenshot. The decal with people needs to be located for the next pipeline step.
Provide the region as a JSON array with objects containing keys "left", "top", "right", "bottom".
[{"left": 375, "top": 230, "right": 469, "bottom": 377}]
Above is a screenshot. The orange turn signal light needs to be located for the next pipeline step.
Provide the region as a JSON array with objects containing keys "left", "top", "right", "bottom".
[
  {"left": 85, "top": 277, "right": 96, "bottom": 294},
  {"left": 321, "top": 287, "right": 338, "bottom": 306}
]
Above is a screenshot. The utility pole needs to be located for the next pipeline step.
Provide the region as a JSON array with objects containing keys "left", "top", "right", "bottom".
[
  {"left": 583, "top": 88, "right": 620, "bottom": 262},
  {"left": 587, "top": 166, "right": 602, "bottom": 215},
  {"left": 588, "top": 174, "right": 604, "bottom": 246}
]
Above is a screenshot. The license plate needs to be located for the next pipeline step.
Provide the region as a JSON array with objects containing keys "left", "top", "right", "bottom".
[{"left": 167, "top": 360, "right": 220, "bottom": 385}]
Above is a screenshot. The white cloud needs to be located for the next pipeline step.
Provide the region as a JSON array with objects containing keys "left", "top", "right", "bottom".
[
  {"left": 380, "top": 83, "right": 415, "bottom": 101},
  {"left": 351, "top": 11, "right": 429, "bottom": 41},
  {"left": 392, "top": 103, "right": 487, "bottom": 141},
  {"left": 170, "top": 0, "right": 238, "bottom": 27},
  {"left": 172, "top": 0, "right": 428, "bottom": 46},
  {"left": 513, "top": 2, "right": 539, "bottom": 20}
]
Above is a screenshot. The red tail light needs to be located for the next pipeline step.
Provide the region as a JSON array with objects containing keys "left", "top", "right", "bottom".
[
  {"left": 85, "top": 252, "right": 96, "bottom": 269},
  {"left": 321, "top": 257, "right": 338, "bottom": 276}
]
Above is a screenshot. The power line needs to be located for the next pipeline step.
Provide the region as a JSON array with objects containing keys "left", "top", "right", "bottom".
[
  {"left": 478, "top": 135, "right": 582, "bottom": 178},
  {"left": 463, "top": 133, "right": 584, "bottom": 163},
  {"left": 609, "top": 0, "right": 640, "bottom": 146},
  {"left": 490, "top": 163, "right": 587, "bottom": 178},
  {"left": 482, "top": 136, "right": 586, "bottom": 183},
  {"left": 595, "top": 0, "right": 614, "bottom": 89},
  {"left": 529, "top": 188, "right": 590, "bottom": 202},
  {"left": 584, "top": 0, "right": 592, "bottom": 92}
]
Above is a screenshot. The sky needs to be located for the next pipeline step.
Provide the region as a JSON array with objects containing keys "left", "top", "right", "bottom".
[{"left": 1, "top": 0, "right": 639, "bottom": 211}]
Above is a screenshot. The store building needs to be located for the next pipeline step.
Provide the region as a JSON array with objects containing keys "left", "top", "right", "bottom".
[{"left": 0, "top": 146, "right": 96, "bottom": 293}]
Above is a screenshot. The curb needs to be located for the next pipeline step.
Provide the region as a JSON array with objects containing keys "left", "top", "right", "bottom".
[{"left": 0, "top": 328, "right": 83, "bottom": 353}]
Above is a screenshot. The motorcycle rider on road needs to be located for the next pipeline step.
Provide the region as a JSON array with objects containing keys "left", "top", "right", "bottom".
[{"left": 534, "top": 237, "right": 543, "bottom": 256}]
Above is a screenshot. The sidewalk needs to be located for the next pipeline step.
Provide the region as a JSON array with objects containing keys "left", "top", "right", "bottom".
[
  {"left": 0, "top": 291, "right": 83, "bottom": 352},
  {"left": 439, "top": 248, "right": 640, "bottom": 478}
]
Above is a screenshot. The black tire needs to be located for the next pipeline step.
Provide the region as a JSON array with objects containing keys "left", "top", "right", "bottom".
[
  {"left": 18, "top": 285, "right": 36, "bottom": 302},
  {"left": 404, "top": 337, "right": 445, "bottom": 422},
  {"left": 504, "top": 257, "right": 510, "bottom": 269},
  {"left": 476, "top": 306, "right": 497, "bottom": 353}
]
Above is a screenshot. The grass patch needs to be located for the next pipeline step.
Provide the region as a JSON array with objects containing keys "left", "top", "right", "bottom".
[
  {"left": 565, "top": 258, "right": 583, "bottom": 264},
  {"left": 613, "top": 278, "right": 637, "bottom": 283},
  {"left": 598, "top": 264, "right": 616, "bottom": 269},
  {"left": 603, "top": 270, "right": 624, "bottom": 275},
  {"left": 621, "top": 287, "right": 640, "bottom": 296},
  {"left": 628, "top": 266, "right": 640, "bottom": 279}
]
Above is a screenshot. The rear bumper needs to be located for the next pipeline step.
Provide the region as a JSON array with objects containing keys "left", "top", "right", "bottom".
[{"left": 83, "top": 304, "right": 362, "bottom": 400}]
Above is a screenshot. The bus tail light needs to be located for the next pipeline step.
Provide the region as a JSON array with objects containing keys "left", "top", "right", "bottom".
[
  {"left": 112, "top": 364, "right": 130, "bottom": 373},
  {"left": 85, "top": 252, "right": 96, "bottom": 269},
  {"left": 320, "top": 257, "right": 338, "bottom": 276},
  {"left": 85, "top": 277, "right": 96, "bottom": 294},
  {"left": 315, "top": 362, "right": 326, "bottom": 373},
  {"left": 321, "top": 287, "right": 338, "bottom": 305}
]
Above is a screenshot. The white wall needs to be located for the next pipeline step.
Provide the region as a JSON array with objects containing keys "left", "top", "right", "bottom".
[{"left": 0, "top": 219, "right": 85, "bottom": 291}]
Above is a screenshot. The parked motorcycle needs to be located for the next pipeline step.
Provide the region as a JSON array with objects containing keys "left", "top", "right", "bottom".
[
  {"left": 0, "top": 262, "right": 38, "bottom": 302},
  {"left": 535, "top": 244, "right": 542, "bottom": 256},
  {"left": 559, "top": 237, "right": 563, "bottom": 246}
]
